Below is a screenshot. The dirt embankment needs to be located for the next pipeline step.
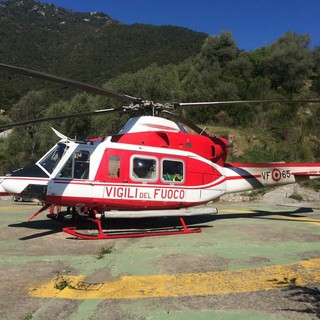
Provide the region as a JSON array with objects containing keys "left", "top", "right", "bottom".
[{"left": 220, "top": 183, "right": 320, "bottom": 205}]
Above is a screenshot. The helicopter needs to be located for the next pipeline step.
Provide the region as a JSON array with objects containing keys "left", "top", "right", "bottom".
[{"left": 1, "top": 63, "right": 320, "bottom": 240}]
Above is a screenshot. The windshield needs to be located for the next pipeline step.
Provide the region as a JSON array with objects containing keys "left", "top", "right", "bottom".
[{"left": 39, "top": 143, "right": 68, "bottom": 174}]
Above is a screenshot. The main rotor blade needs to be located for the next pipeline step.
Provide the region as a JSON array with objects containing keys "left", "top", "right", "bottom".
[
  {"left": 174, "top": 99, "right": 320, "bottom": 107},
  {"left": 0, "top": 107, "right": 123, "bottom": 132},
  {"left": 0, "top": 63, "right": 141, "bottom": 104},
  {"left": 162, "top": 110, "right": 209, "bottom": 136}
]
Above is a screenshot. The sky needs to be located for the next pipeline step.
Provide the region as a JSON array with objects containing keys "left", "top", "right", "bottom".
[{"left": 42, "top": 0, "right": 320, "bottom": 51}]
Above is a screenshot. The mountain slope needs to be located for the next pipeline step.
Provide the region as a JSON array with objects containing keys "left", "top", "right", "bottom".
[{"left": 0, "top": 0, "right": 207, "bottom": 105}]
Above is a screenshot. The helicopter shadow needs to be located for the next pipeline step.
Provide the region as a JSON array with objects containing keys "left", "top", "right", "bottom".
[
  {"left": 8, "top": 214, "right": 217, "bottom": 240},
  {"left": 9, "top": 219, "right": 64, "bottom": 240},
  {"left": 8, "top": 206, "right": 316, "bottom": 240},
  {"left": 214, "top": 206, "right": 316, "bottom": 224}
]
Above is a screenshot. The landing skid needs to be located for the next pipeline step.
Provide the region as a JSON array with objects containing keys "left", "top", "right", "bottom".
[{"left": 63, "top": 217, "right": 202, "bottom": 240}]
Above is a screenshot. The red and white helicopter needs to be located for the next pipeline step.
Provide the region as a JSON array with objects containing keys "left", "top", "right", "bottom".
[{"left": 0, "top": 63, "right": 320, "bottom": 239}]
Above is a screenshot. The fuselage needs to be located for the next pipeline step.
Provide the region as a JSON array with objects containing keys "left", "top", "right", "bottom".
[
  {"left": 2, "top": 116, "right": 320, "bottom": 212},
  {"left": 0, "top": 116, "right": 228, "bottom": 210}
]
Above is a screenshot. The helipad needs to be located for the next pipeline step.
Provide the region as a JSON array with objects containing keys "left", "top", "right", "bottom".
[{"left": 0, "top": 198, "right": 320, "bottom": 319}]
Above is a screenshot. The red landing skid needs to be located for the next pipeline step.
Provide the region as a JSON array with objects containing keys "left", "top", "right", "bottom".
[{"left": 63, "top": 217, "right": 202, "bottom": 240}]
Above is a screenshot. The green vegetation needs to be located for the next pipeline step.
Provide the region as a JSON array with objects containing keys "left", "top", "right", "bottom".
[
  {"left": 24, "top": 313, "right": 34, "bottom": 320},
  {"left": 288, "top": 193, "right": 304, "bottom": 202},
  {"left": 0, "top": 0, "right": 319, "bottom": 174},
  {"left": 0, "top": 0, "right": 206, "bottom": 105},
  {"left": 97, "top": 245, "right": 115, "bottom": 259},
  {"left": 54, "top": 275, "right": 69, "bottom": 290},
  {"left": 54, "top": 272, "right": 74, "bottom": 290}
]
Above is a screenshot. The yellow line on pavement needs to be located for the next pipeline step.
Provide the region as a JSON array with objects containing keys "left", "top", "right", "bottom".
[
  {"left": 29, "top": 257, "right": 320, "bottom": 300},
  {"left": 219, "top": 209, "right": 256, "bottom": 214},
  {"left": 0, "top": 206, "right": 21, "bottom": 210},
  {"left": 0, "top": 205, "right": 40, "bottom": 210}
]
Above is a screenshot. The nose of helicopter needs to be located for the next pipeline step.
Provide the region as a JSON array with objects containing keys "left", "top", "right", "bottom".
[
  {"left": 1, "top": 177, "right": 48, "bottom": 201},
  {"left": 0, "top": 177, "right": 10, "bottom": 196},
  {"left": 1, "top": 164, "right": 49, "bottom": 201},
  {"left": 1, "top": 177, "right": 28, "bottom": 194}
]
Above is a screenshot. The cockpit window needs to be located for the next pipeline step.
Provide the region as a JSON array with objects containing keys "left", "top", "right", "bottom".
[
  {"left": 59, "top": 150, "right": 90, "bottom": 179},
  {"left": 74, "top": 151, "right": 90, "bottom": 179},
  {"left": 39, "top": 143, "right": 68, "bottom": 174},
  {"left": 60, "top": 157, "right": 72, "bottom": 178}
]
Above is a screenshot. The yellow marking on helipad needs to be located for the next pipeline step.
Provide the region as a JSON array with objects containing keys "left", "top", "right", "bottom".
[
  {"left": 29, "top": 258, "right": 320, "bottom": 300},
  {"left": 0, "top": 206, "right": 23, "bottom": 210},
  {"left": 220, "top": 209, "right": 256, "bottom": 214},
  {"left": 0, "top": 205, "right": 40, "bottom": 211}
]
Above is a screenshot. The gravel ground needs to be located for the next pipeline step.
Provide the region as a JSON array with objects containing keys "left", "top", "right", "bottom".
[{"left": 221, "top": 183, "right": 320, "bottom": 204}]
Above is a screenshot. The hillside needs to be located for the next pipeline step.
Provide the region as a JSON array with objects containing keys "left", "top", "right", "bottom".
[{"left": 0, "top": 0, "right": 207, "bottom": 106}]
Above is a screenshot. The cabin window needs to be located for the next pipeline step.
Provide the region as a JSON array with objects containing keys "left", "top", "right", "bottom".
[
  {"left": 162, "top": 159, "right": 184, "bottom": 183},
  {"left": 59, "top": 150, "right": 90, "bottom": 179},
  {"left": 131, "top": 157, "right": 157, "bottom": 181},
  {"left": 108, "top": 155, "right": 121, "bottom": 178}
]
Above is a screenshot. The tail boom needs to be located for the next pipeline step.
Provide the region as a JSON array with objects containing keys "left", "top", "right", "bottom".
[{"left": 224, "top": 163, "right": 320, "bottom": 194}]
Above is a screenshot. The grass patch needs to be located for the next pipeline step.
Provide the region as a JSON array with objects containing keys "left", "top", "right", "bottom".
[
  {"left": 24, "top": 313, "right": 34, "bottom": 320},
  {"left": 247, "top": 189, "right": 266, "bottom": 199},
  {"left": 289, "top": 193, "right": 304, "bottom": 201},
  {"left": 54, "top": 271, "right": 74, "bottom": 290},
  {"left": 97, "top": 245, "right": 115, "bottom": 259}
]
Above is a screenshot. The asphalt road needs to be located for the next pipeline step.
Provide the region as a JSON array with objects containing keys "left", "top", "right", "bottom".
[{"left": 0, "top": 198, "right": 320, "bottom": 320}]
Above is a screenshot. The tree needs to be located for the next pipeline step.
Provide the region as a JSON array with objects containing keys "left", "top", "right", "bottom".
[
  {"left": 311, "top": 46, "right": 320, "bottom": 95},
  {"left": 200, "top": 31, "right": 238, "bottom": 67},
  {"left": 8, "top": 90, "right": 51, "bottom": 156},
  {"left": 260, "top": 32, "right": 314, "bottom": 95},
  {"left": 180, "top": 32, "right": 241, "bottom": 123}
]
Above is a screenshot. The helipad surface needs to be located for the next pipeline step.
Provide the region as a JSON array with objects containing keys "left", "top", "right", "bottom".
[{"left": 0, "top": 199, "right": 320, "bottom": 319}]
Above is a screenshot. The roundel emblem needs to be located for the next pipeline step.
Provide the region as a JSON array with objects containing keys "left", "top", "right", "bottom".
[{"left": 271, "top": 169, "right": 281, "bottom": 182}]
